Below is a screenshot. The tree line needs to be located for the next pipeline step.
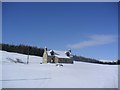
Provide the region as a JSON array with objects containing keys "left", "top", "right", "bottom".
[
  {"left": 73, "top": 55, "right": 119, "bottom": 65},
  {"left": 0, "top": 43, "right": 44, "bottom": 57}
]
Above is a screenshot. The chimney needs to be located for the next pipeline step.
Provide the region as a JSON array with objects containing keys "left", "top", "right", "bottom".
[{"left": 45, "top": 46, "right": 47, "bottom": 51}]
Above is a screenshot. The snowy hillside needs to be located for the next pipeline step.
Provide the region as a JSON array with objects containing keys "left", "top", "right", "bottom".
[{"left": 0, "top": 50, "right": 118, "bottom": 88}]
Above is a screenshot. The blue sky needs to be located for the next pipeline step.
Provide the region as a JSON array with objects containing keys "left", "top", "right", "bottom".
[{"left": 2, "top": 2, "right": 118, "bottom": 60}]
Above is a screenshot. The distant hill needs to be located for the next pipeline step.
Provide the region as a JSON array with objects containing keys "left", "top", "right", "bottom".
[
  {"left": 73, "top": 55, "right": 99, "bottom": 63},
  {"left": 72, "top": 55, "right": 118, "bottom": 65},
  {"left": 0, "top": 43, "right": 119, "bottom": 65}
]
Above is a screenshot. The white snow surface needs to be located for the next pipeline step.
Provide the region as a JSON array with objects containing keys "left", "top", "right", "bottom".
[{"left": 0, "top": 50, "right": 118, "bottom": 88}]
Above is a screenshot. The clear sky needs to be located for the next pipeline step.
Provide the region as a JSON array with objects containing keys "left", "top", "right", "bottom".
[{"left": 2, "top": 2, "right": 118, "bottom": 60}]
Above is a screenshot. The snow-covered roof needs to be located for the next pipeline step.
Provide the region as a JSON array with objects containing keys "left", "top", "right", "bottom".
[{"left": 47, "top": 50, "right": 72, "bottom": 58}]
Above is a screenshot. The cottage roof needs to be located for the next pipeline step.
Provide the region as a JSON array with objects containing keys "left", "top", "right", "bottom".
[{"left": 47, "top": 50, "right": 72, "bottom": 58}]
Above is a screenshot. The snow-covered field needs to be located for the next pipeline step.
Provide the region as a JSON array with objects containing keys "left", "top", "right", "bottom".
[{"left": 0, "top": 50, "right": 118, "bottom": 88}]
